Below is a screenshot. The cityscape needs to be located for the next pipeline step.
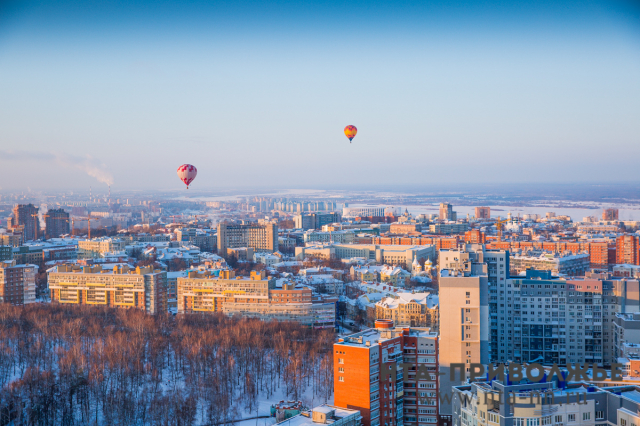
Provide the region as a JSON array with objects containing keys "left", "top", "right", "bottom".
[{"left": 1, "top": 0, "right": 640, "bottom": 425}]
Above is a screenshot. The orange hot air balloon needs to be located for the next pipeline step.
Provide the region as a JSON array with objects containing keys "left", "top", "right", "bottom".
[{"left": 344, "top": 125, "right": 357, "bottom": 143}]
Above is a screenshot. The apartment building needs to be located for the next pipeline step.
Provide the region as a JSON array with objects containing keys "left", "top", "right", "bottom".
[
  {"left": 441, "top": 250, "right": 640, "bottom": 373},
  {"left": 509, "top": 251, "right": 590, "bottom": 276},
  {"left": 474, "top": 207, "right": 490, "bottom": 220},
  {"left": 439, "top": 203, "right": 455, "bottom": 221},
  {"left": 12, "top": 246, "right": 44, "bottom": 264},
  {"left": 603, "top": 208, "right": 619, "bottom": 221},
  {"left": 217, "top": 222, "right": 278, "bottom": 254},
  {"left": 0, "top": 233, "right": 22, "bottom": 247},
  {"left": 48, "top": 264, "right": 168, "bottom": 314},
  {"left": 453, "top": 377, "right": 640, "bottom": 426},
  {"left": 614, "top": 313, "right": 640, "bottom": 370},
  {"left": 438, "top": 246, "right": 509, "bottom": 418},
  {"left": 177, "top": 271, "right": 335, "bottom": 328},
  {"left": 375, "top": 293, "right": 439, "bottom": 330},
  {"left": 176, "top": 228, "right": 217, "bottom": 252},
  {"left": 9, "top": 204, "right": 39, "bottom": 241},
  {"left": 0, "top": 260, "right": 36, "bottom": 305},
  {"left": 463, "top": 230, "right": 485, "bottom": 245},
  {"left": 334, "top": 321, "right": 439, "bottom": 426},
  {"left": 617, "top": 235, "right": 639, "bottom": 265},
  {"left": 294, "top": 212, "right": 342, "bottom": 230},
  {"left": 44, "top": 208, "right": 70, "bottom": 238},
  {"left": 428, "top": 223, "right": 467, "bottom": 235}
]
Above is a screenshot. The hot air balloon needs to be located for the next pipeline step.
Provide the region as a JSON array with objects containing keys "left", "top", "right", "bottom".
[
  {"left": 177, "top": 164, "right": 197, "bottom": 189},
  {"left": 344, "top": 125, "right": 357, "bottom": 143}
]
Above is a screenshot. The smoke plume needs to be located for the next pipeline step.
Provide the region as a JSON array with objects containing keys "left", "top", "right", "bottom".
[{"left": 0, "top": 150, "right": 114, "bottom": 186}]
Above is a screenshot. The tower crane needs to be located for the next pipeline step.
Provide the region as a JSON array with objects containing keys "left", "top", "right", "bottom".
[
  {"left": 495, "top": 216, "right": 508, "bottom": 241},
  {"left": 72, "top": 215, "right": 96, "bottom": 239}
]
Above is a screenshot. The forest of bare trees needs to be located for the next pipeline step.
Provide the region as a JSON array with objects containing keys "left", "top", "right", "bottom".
[{"left": 0, "top": 304, "right": 335, "bottom": 426}]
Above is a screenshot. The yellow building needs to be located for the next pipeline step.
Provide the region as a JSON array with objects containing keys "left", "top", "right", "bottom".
[
  {"left": 375, "top": 292, "right": 439, "bottom": 330},
  {"left": 178, "top": 270, "right": 274, "bottom": 313},
  {"left": 379, "top": 265, "right": 411, "bottom": 286},
  {"left": 177, "top": 270, "right": 336, "bottom": 328},
  {"left": 78, "top": 238, "right": 126, "bottom": 255},
  {"left": 48, "top": 264, "right": 167, "bottom": 314}
]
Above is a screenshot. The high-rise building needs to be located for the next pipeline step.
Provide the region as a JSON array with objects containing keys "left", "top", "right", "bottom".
[
  {"left": 441, "top": 258, "right": 640, "bottom": 369},
  {"left": 217, "top": 222, "right": 278, "bottom": 254},
  {"left": 0, "top": 260, "right": 37, "bottom": 305},
  {"left": 617, "top": 235, "right": 639, "bottom": 265},
  {"left": 438, "top": 203, "right": 456, "bottom": 221},
  {"left": 464, "top": 230, "right": 485, "bottom": 244},
  {"left": 603, "top": 208, "right": 619, "bottom": 221},
  {"left": 438, "top": 245, "right": 509, "bottom": 417},
  {"left": 44, "top": 208, "right": 70, "bottom": 238},
  {"left": 48, "top": 264, "right": 168, "bottom": 314},
  {"left": 334, "top": 320, "right": 439, "bottom": 426},
  {"left": 474, "top": 207, "right": 490, "bottom": 219},
  {"left": 10, "top": 204, "right": 40, "bottom": 241}
]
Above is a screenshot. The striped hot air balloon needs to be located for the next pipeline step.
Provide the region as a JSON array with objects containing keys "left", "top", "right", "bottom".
[
  {"left": 177, "top": 164, "right": 197, "bottom": 189},
  {"left": 344, "top": 125, "right": 357, "bottom": 143}
]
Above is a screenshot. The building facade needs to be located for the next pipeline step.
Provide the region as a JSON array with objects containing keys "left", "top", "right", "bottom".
[
  {"left": 617, "top": 235, "right": 639, "bottom": 266},
  {"left": 439, "top": 203, "right": 456, "bottom": 221},
  {"left": 334, "top": 321, "right": 439, "bottom": 426},
  {"left": 0, "top": 260, "right": 36, "bottom": 305},
  {"left": 296, "top": 244, "right": 435, "bottom": 272},
  {"left": 474, "top": 207, "right": 490, "bottom": 219},
  {"left": 177, "top": 271, "right": 335, "bottom": 328},
  {"left": 294, "top": 212, "right": 342, "bottom": 230},
  {"left": 48, "top": 264, "right": 168, "bottom": 314},
  {"left": 509, "top": 252, "right": 590, "bottom": 276},
  {"left": 45, "top": 208, "right": 70, "bottom": 238},
  {"left": 375, "top": 293, "right": 439, "bottom": 330},
  {"left": 10, "top": 204, "right": 40, "bottom": 241},
  {"left": 603, "top": 208, "right": 619, "bottom": 221},
  {"left": 217, "top": 222, "right": 278, "bottom": 254}
]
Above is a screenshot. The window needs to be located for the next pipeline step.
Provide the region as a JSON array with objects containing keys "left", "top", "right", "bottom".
[
  {"left": 554, "top": 415, "right": 562, "bottom": 423},
  {"left": 338, "top": 367, "right": 344, "bottom": 373},
  {"left": 339, "top": 376, "right": 344, "bottom": 382},
  {"left": 568, "top": 414, "right": 575, "bottom": 422},
  {"left": 338, "top": 358, "right": 344, "bottom": 364},
  {"left": 583, "top": 413, "right": 590, "bottom": 421},
  {"left": 596, "top": 411, "right": 604, "bottom": 420}
]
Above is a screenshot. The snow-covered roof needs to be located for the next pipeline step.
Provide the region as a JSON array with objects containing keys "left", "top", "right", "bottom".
[{"left": 376, "top": 292, "right": 438, "bottom": 309}]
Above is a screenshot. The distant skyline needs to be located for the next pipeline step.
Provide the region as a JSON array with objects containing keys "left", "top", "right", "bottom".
[{"left": 1, "top": 0, "right": 639, "bottom": 191}]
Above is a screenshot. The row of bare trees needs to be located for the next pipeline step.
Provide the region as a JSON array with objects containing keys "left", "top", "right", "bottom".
[{"left": 0, "top": 304, "right": 334, "bottom": 426}]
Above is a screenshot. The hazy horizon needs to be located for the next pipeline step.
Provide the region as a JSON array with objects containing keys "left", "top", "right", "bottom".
[{"left": 1, "top": 0, "right": 639, "bottom": 191}]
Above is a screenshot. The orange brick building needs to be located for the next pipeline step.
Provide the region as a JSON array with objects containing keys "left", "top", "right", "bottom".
[
  {"left": 617, "top": 235, "right": 640, "bottom": 265},
  {"left": 464, "top": 230, "right": 485, "bottom": 244},
  {"left": 334, "top": 320, "right": 441, "bottom": 426},
  {"left": 485, "top": 240, "right": 616, "bottom": 267}
]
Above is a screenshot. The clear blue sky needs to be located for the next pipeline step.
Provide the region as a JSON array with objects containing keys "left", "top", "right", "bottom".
[{"left": 0, "top": 0, "right": 639, "bottom": 191}]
